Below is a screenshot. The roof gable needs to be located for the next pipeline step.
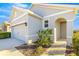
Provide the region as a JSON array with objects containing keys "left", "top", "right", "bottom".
[{"left": 30, "top": 4, "right": 74, "bottom": 17}]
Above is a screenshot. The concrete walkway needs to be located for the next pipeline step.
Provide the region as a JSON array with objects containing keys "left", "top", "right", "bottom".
[
  {"left": 41, "top": 41, "right": 67, "bottom": 56},
  {"left": 0, "top": 38, "right": 25, "bottom": 56}
]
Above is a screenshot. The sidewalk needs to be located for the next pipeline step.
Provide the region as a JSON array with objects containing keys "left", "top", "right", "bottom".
[
  {"left": 41, "top": 41, "right": 66, "bottom": 56},
  {"left": 0, "top": 48, "right": 24, "bottom": 56}
]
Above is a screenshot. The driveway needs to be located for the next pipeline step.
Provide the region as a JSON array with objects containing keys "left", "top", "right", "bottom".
[{"left": 0, "top": 38, "right": 25, "bottom": 56}]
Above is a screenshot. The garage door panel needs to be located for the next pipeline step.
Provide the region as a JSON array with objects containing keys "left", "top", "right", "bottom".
[{"left": 13, "top": 24, "right": 28, "bottom": 41}]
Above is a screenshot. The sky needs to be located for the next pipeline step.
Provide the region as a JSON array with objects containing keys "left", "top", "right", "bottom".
[
  {"left": 0, "top": 3, "right": 79, "bottom": 30},
  {"left": 0, "top": 3, "right": 32, "bottom": 23}
]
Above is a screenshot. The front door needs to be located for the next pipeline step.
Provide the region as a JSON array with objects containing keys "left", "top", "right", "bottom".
[{"left": 60, "top": 22, "right": 66, "bottom": 39}]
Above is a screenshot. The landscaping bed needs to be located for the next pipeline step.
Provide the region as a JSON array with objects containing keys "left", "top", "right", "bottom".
[
  {"left": 65, "top": 31, "right": 79, "bottom": 56},
  {"left": 65, "top": 46, "right": 76, "bottom": 56},
  {"left": 16, "top": 29, "right": 52, "bottom": 56},
  {"left": 16, "top": 44, "right": 47, "bottom": 56}
]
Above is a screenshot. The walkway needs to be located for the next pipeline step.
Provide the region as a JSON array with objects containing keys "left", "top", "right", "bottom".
[{"left": 41, "top": 41, "right": 67, "bottom": 56}]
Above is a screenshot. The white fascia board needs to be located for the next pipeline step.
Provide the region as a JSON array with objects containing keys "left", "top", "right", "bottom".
[
  {"left": 44, "top": 10, "right": 73, "bottom": 18},
  {"left": 33, "top": 4, "right": 74, "bottom": 10},
  {"left": 13, "top": 6, "right": 42, "bottom": 20},
  {"left": 39, "top": 4, "right": 79, "bottom": 10},
  {"left": 11, "top": 21, "right": 26, "bottom": 27},
  {"left": 11, "top": 10, "right": 42, "bottom": 24},
  {"left": 11, "top": 13, "right": 27, "bottom": 23},
  {"left": 27, "top": 10, "right": 43, "bottom": 19}
]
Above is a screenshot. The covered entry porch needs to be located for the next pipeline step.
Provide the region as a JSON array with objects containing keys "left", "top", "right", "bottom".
[
  {"left": 53, "top": 17, "right": 73, "bottom": 46},
  {"left": 55, "top": 18, "right": 67, "bottom": 41}
]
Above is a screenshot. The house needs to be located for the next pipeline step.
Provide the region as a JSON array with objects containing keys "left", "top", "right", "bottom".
[
  {"left": 3, "top": 21, "right": 11, "bottom": 32},
  {"left": 0, "top": 21, "right": 11, "bottom": 32},
  {"left": 0, "top": 25, "right": 2, "bottom": 31},
  {"left": 11, "top": 4, "right": 77, "bottom": 46}
]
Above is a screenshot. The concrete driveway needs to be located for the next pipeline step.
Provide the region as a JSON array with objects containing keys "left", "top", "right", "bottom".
[{"left": 0, "top": 38, "right": 25, "bottom": 56}]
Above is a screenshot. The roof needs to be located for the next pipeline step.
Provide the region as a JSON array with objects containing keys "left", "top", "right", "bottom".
[
  {"left": 13, "top": 4, "right": 76, "bottom": 18},
  {"left": 32, "top": 4, "right": 76, "bottom": 10},
  {"left": 13, "top": 6, "right": 42, "bottom": 19},
  {"left": 11, "top": 4, "right": 76, "bottom": 26}
]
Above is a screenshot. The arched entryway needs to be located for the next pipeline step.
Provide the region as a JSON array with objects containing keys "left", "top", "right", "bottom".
[{"left": 55, "top": 18, "right": 67, "bottom": 41}]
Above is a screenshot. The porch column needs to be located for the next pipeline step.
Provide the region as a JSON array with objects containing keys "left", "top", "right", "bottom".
[
  {"left": 54, "top": 27, "right": 57, "bottom": 43},
  {"left": 66, "top": 20, "right": 73, "bottom": 47},
  {"left": 11, "top": 26, "right": 15, "bottom": 39}
]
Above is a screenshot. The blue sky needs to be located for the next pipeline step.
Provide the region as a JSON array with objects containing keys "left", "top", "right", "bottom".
[
  {"left": 0, "top": 3, "right": 79, "bottom": 30},
  {"left": 0, "top": 3, "right": 31, "bottom": 23}
]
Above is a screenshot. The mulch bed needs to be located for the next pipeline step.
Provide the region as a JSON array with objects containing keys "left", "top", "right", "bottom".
[
  {"left": 65, "top": 46, "right": 75, "bottom": 56},
  {"left": 16, "top": 44, "right": 77, "bottom": 56},
  {"left": 16, "top": 44, "right": 47, "bottom": 56}
]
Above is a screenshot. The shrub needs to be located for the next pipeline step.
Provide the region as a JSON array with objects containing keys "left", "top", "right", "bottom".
[
  {"left": 0, "top": 32, "right": 11, "bottom": 39},
  {"left": 32, "top": 46, "right": 44, "bottom": 56},
  {"left": 36, "top": 29, "right": 52, "bottom": 47},
  {"left": 0, "top": 29, "right": 2, "bottom": 32},
  {"left": 73, "top": 32, "right": 79, "bottom": 55}
]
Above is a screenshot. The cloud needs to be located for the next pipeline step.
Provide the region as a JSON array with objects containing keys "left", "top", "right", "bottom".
[
  {"left": 0, "top": 15, "right": 10, "bottom": 19},
  {"left": 0, "top": 8, "right": 10, "bottom": 13},
  {"left": 14, "top": 3, "right": 29, "bottom": 8}
]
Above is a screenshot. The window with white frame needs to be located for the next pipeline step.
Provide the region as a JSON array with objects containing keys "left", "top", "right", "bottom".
[{"left": 44, "top": 20, "right": 48, "bottom": 28}]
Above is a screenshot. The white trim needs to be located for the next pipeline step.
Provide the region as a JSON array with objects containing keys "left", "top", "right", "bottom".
[
  {"left": 11, "top": 21, "right": 26, "bottom": 27},
  {"left": 27, "top": 10, "right": 43, "bottom": 19},
  {"left": 54, "top": 28, "right": 56, "bottom": 43},
  {"left": 32, "top": 4, "right": 74, "bottom": 10},
  {"left": 44, "top": 10, "right": 73, "bottom": 18},
  {"left": 42, "top": 19, "right": 44, "bottom": 29},
  {"left": 43, "top": 20, "right": 49, "bottom": 29},
  {"left": 11, "top": 13, "right": 27, "bottom": 23},
  {"left": 13, "top": 6, "right": 42, "bottom": 19},
  {"left": 11, "top": 11, "right": 42, "bottom": 24},
  {"left": 42, "top": 18, "right": 50, "bottom": 29}
]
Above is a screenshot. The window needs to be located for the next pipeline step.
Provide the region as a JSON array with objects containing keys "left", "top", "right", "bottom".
[{"left": 44, "top": 20, "right": 48, "bottom": 28}]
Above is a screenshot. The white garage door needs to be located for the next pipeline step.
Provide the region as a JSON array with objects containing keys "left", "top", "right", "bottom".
[{"left": 12, "top": 23, "right": 28, "bottom": 41}]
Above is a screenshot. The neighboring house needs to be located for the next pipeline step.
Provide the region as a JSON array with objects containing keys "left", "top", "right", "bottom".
[
  {"left": 3, "top": 21, "right": 11, "bottom": 32},
  {"left": 0, "top": 21, "right": 11, "bottom": 32},
  {"left": 0, "top": 25, "right": 2, "bottom": 31},
  {"left": 11, "top": 4, "right": 77, "bottom": 46}
]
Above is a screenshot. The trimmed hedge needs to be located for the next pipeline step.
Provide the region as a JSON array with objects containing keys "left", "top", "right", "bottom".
[{"left": 0, "top": 32, "right": 11, "bottom": 39}]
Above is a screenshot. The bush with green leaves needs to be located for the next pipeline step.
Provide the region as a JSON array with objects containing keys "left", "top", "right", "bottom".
[
  {"left": 36, "top": 29, "right": 52, "bottom": 47},
  {"left": 73, "top": 32, "right": 79, "bottom": 55},
  {"left": 0, "top": 32, "right": 11, "bottom": 39}
]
